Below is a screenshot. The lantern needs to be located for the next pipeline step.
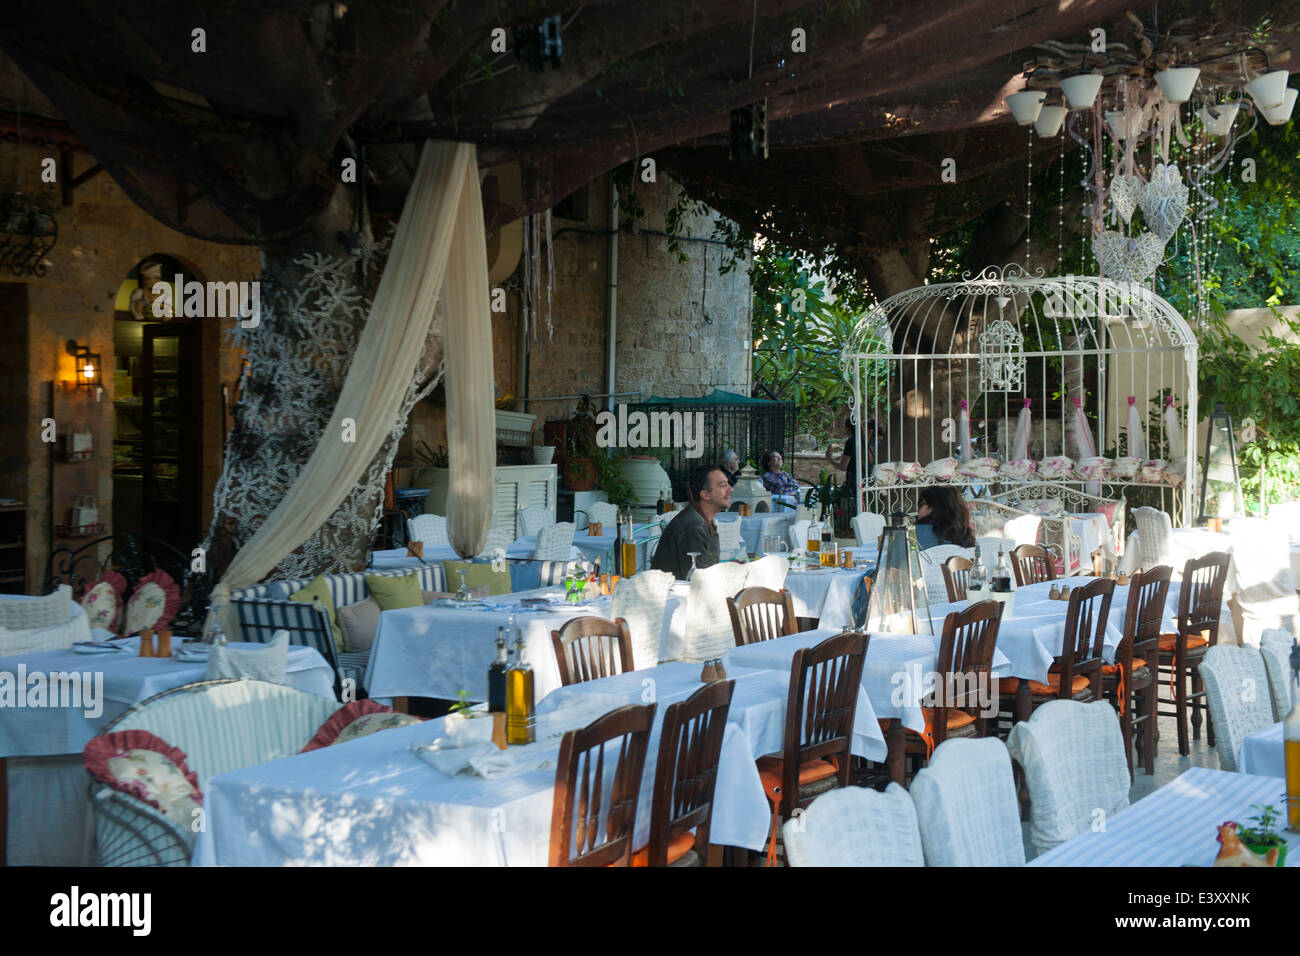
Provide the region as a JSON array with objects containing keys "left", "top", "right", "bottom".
[
  {"left": 1198, "top": 401, "right": 1245, "bottom": 521},
  {"left": 65, "top": 340, "right": 101, "bottom": 393},
  {"left": 864, "top": 511, "right": 933, "bottom": 635}
]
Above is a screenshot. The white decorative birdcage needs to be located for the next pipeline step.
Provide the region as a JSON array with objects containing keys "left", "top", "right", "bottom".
[{"left": 841, "top": 265, "right": 1199, "bottom": 530}]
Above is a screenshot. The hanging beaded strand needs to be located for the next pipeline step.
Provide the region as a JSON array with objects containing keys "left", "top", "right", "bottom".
[
  {"left": 1058, "top": 121, "right": 1065, "bottom": 273},
  {"left": 1026, "top": 124, "right": 1033, "bottom": 268}
]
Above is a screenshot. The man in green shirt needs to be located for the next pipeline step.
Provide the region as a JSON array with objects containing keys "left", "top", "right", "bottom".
[{"left": 650, "top": 464, "right": 732, "bottom": 579}]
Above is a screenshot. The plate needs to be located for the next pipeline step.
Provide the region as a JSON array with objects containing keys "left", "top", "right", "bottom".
[{"left": 72, "top": 641, "right": 127, "bottom": 655}]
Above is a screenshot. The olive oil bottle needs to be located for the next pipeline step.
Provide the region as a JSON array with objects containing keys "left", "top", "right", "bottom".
[{"left": 506, "top": 636, "right": 535, "bottom": 744}]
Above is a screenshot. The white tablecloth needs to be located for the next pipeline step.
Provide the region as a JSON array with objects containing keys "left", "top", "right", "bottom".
[
  {"left": 192, "top": 661, "right": 880, "bottom": 865},
  {"left": 369, "top": 543, "right": 535, "bottom": 572},
  {"left": 365, "top": 586, "right": 687, "bottom": 704},
  {"left": 1031, "top": 767, "right": 1296, "bottom": 866},
  {"left": 1068, "top": 513, "right": 1114, "bottom": 560},
  {"left": 783, "top": 567, "right": 871, "bottom": 628},
  {"left": 716, "top": 512, "right": 795, "bottom": 556},
  {"left": 1239, "top": 722, "right": 1284, "bottom": 778},
  {"left": 0, "top": 637, "right": 335, "bottom": 866}
]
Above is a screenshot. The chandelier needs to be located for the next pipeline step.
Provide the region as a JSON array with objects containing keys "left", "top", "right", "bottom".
[{"left": 1001, "top": 13, "right": 1296, "bottom": 287}]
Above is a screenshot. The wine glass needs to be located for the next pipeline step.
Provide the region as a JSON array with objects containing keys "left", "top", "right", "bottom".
[
  {"left": 686, "top": 552, "right": 701, "bottom": 582},
  {"left": 576, "top": 559, "right": 593, "bottom": 602},
  {"left": 454, "top": 568, "right": 472, "bottom": 602}
]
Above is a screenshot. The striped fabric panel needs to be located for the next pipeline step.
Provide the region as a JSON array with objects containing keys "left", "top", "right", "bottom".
[
  {"left": 336, "top": 650, "right": 370, "bottom": 692},
  {"left": 110, "top": 681, "right": 340, "bottom": 786},
  {"left": 231, "top": 599, "right": 337, "bottom": 673}
]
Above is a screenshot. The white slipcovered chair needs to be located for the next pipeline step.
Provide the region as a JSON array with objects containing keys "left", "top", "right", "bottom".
[
  {"left": 1006, "top": 700, "right": 1130, "bottom": 855},
  {"left": 918, "top": 544, "right": 973, "bottom": 605},
  {"left": 744, "top": 554, "right": 789, "bottom": 591},
  {"left": 583, "top": 501, "right": 618, "bottom": 530},
  {"left": 716, "top": 516, "right": 746, "bottom": 561},
  {"left": 782, "top": 784, "right": 924, "bottom": 867},
  {"left": 1258, "top": 629, "right": 1296, "bottom": 721},
  {"left": 787, "top": 519, "right": 811, "bottom": 553},
  {"left": 976, "top": 536, "right": 1015, "bottom": 561},
  {"left": 609, "top": 570, "right": 674, "bottom": 670},
  {"left": 910, "top": 737, "right": 1025, "bottom": 867},
  {"left": 681, "top": 561, "right": 749, "bottom": 661},
  {"left": 0, "top": 587, "right": 89, "bottom": 655},
  {"left": 1227, "top": 518, "right": 1300, "bottom": 646},
  {"left": 1132, "top": 506, "right": 1174, "bottom": 569},
  {"left": 852, "top": 512, "right": 886, "bottom": 550},
  {"left": 474, "top": 527, "right": 513, "bottom": 560},
  {"left": 205, "top": 630, "right": 289, "bottom": 684},
  {"left": 518, "top": 505, "right": 554, "bottom": 536},
  {"left": 1003, "top": 514, "right": 1042, "bottom": 548},
  {"left": 534, "top": 521, "right": 576, "bottom": 561},
  {"left": 1199, "top": 644, "right": 1275, "bottom": 772},
  {"left": 406, "top": 513, "right": 450, "bottom": 547}
]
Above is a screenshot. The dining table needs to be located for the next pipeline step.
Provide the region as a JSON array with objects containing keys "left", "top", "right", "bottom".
[
  {"left": 716, "top": 511, "right": 796, "bottom": 557},
  {"left": 781, "top": 564, "right": 873, "bottom": 629},
  {"left": 1239, "top": 722, "right": 1285, "bottom": 778},
  {"left": 1030, "top": 767, "right": 1296, "bottom": 866},
  {"left": 191, "top": 659, "right": 886, "bottom": 865},
  {"left": 364, "top": 584, "right": 688, "bottom": 706},
  {"left": 0, "top": 635, "right": 335, "bottom": 867}
]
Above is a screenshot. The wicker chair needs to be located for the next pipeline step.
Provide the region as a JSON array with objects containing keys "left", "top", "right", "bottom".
[
  {"left": 86, "top": 679, "right": 340, "bottom": 866},
  {"left": 1258, "top": 629, "right": 1296, "bottom": 722},
  {"left": 1198, "top": 645, "right": 1275, "bottom": 772}
]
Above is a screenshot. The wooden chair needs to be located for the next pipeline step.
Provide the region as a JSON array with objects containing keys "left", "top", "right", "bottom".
[
  {"left": 549, "top": 703, "right": 656, "bottom": 866},
  {"left": 638, "top": 679, "right": 735, "bottom": 866},
  {"left": 1104, "top": 565, "right": 1171, "bottom": 777},
  {"left": 550, "top": 616, "right": 634, "bottom": 686},
  {"left": 906, "top": 600, "right": 1003, "bottom": 762},
  {"left": 1005, "top": 577, "right": 1114, "bottom": 723},
  {"left": 941, "top": 555, "right": 973, "bottom": 602},
  {"left": 727, "top": 587, "right": 798, "bottom": 646},
  {"left": 1010, "top": 543, "right": 1056, "bottom": 586},
  {"left": 756, "top": 631, "right": 867, "bottom": 865},
  {"left": 1158, "top": 551, "right": 1230, "bottom": 756}
]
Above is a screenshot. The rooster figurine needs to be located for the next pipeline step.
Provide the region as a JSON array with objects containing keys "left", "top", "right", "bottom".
[{"left": 1213, "top": 822, "right": 1279, "bottom": 867}]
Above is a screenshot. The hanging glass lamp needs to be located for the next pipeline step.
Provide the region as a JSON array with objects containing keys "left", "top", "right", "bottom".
[
  {"left": 1198, "top": 401, "right": 1245, "bottom": 521},
  {"left": 864, "top": 511, "right": 933, "bottom": 635}
]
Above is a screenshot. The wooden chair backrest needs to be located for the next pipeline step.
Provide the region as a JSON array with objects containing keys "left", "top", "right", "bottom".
[
  {"left": 1011, "top": 544, "right": 1056, "bottom": 586},
  {"left": 1120, "top": 564, "right": 1172, "bottom": 670},
  {"left": 1056, "top": 577, "right": 1115, "bottom": 699},
  {"left": 551, "top": 616, "right": 634, "bottom": 686},
  {"left": 549, "top": 703, "right": 656, "bottom": 866},
  {"left": 942, "top": 556, "right": 973, "bottom": 603},
  {"left": 727, "top": 587, "right": 798, "bottom": 646},
  {"left": 646, "top": 680, "right": 734, "bottom": 865},
  {"left": 1177, "top": 551, "right": 1231, "bottom": 646}
]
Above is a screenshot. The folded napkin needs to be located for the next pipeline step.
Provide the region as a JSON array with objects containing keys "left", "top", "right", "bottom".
[{"left": 410, "top": 739, "right": 553, "bottom": 779}]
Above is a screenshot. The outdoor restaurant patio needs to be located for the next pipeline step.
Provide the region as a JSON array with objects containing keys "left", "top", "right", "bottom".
[{"left": 4, "top": 0, "right": 1300, "bottom": 893}]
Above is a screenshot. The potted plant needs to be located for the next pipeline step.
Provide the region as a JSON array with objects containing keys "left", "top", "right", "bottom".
[
  {"left": 443, "top": 690, "right": 494, "bottom": 745},
  {"left": 562, "top": 395, "right": 600, "bottom": 492},
  {"left": 1230, "top": 805, "right": 1288, "bottom": 867},
  {"left": 596, "top": 455, "right": 636, "bottom": 508}
]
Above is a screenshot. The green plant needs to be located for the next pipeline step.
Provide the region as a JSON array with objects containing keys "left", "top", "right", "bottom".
[
  {"left": 448, "top": 689, "right": 477, "bottom": 717},
  {"left": 569, "top": 394, "right": 601, "bottom": 457},
  {"left": 1235, "top": 804, "right": 1285, "bottom": 848},
  {"left": 413, "top": 440, "right": 449, "bottom": 468},
  {"left": 595, "top": 454, "right": 636, "bottom": 508}
]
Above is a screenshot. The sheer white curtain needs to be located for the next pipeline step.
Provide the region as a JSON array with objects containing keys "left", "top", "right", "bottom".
[{"left": 207, "top": 141, "right": 492, "bottom": 636}]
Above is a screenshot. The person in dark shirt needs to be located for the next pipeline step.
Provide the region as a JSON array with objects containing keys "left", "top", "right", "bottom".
[
  {"left": 913, "top": 486, "right": 976, "bottom": 549},
  {"left": 650, "top": 464, "right": 732, "bottom": 579},
  {"left": 721, "top": 449, "right": 741, "bottom": 486}
]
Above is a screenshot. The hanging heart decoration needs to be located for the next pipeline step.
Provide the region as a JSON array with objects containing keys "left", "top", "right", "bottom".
[
  {"left": 1094, "top": 230, "right": 1166, "bottom": 284},
  {"left": 1109, "top": 174, "right": 1143, "bottom": 223},
  {"left": 1139, "top": 163, "right": 1189, "bottom": 241}
]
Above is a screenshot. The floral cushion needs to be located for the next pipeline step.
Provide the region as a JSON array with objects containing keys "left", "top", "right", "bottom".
[
  {"left": 83, "top": 729, "right": 202, "bottom": 830},
  {"left": 300, "top": 699, "right": 425, "bottom": 752},
  {"left": 80, "top": 572, "right": 127, "bottom": 632},
  {"left": 124, "top": 569, "right": 181, "bottom": 635}
]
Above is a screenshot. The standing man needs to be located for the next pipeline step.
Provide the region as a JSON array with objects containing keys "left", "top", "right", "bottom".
[{"left": 651, "top": 463, "right": 732, "bottom": 579}]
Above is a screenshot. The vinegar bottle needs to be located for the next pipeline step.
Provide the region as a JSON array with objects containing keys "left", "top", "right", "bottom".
[
  {"left": 1285, "top": 641, "right": 1300, "bottom": 831},
  {"left": 506, "top": 636, "right": 535, "bottom": 744},
  {"left": 487, "top": 628, "right": 508, "bottom": 713}
]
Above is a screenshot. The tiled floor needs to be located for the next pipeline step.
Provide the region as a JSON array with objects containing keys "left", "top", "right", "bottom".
[{"left": 1021, "top": 710, "right": 1224, "bottom": 862}]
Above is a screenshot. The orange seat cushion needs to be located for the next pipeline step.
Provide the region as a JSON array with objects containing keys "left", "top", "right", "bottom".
[
  {"left": 1158, "top": 632, "right": 1209, "bottom": 652},
  {"left": 629, "top": 830, "right": 696, "bottom": 867},
  {"left": 999, "top": 677, "right": 1020, "bottom": 693},
  {"left": 756, "top": 755, "right": 840, "bottom": 804},
  {"left": 1102, "top": 658, "right": 1146, "bottom": 674},
  {"left": 907, "top": 708, "right": 976, "bottom": 736},
  {"left": 1022, "top": 673, "right": 1091, "bottom": 696}
]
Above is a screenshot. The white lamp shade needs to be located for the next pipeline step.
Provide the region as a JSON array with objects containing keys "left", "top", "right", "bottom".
[
  {"left": 1197, "top": 102, "right": 1240, "bottom": 136},
  {"left": 1245, "top": 70, "right": 1290, "bottom": 110},
  {"left": 1262, "top": 87, "right": 1298, "bottom": 125},
  {"left": 1154, "top": 67, "right": 1200, "bottom": 104},
  {"left": 1060, "top": 73, "right": 1103, "bottom": 110},
  {"left": 1005, "top": 90, "right": 1046, "bottom": 125},
  {"left": 1033, "top": 105, "right": 1067, "bottom": 136},
  {"left": 1104, "top": 110, "right": 1128, "bottom": 141}
]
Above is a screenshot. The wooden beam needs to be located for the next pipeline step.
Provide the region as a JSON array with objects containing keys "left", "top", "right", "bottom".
[{"left": 60, "top": 150, "right": 104, "bottom": 207}]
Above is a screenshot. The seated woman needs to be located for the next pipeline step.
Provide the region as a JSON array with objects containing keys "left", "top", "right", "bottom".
[
  {"left": 760, "top": 450, "right": 800, "bottom": 510},
  {"left": 914, "top": 486, "right": 976, "bottom": 550}
]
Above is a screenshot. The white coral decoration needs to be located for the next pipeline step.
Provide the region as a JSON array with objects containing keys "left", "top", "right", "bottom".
[
  {"left": 896, "top": 461, "right": 924, "bottom": 483},
  {"left": 1139, "top": 459, "right": 1170, "bottom": 484},
  {"left": 999, "top": 459, "right": 1037, "bottom": 481},
  {"left": 925, "top": 457, "right": 961, "bottom": 482},
  {"left": 958, "top": 457, "right": 1000, "bottom": 480},
  {"left": 1039, "top": 456, "right": 1074, "bottom": 479},
  {"left": 1074, "top": 457, "right": 1112, "bottom": 481},
  {"left": 1109, "top": 457, "right": 1141, "bottom": 480},
  {"left": 1140, "top": 163, "right": 1189, "bottom": 241},
  {"left": 873, "top": 462, "right": 899, "bottom": 485}
]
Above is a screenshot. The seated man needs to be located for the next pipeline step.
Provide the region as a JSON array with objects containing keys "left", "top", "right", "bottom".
[{"left": 650, "top": 463, "right": 732, "bottom": 579}]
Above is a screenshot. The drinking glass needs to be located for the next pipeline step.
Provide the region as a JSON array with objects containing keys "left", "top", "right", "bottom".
[
  {"left": 686, "top": 552, "right": 701, "bottom": 582},
  {"left": 454, "top": 569, "right": 472, "bottom": 602}
]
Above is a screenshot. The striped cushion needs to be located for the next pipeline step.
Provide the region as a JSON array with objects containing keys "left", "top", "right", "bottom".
[{"left": 236, "top": 567, "right": 447, "bottom": 608}]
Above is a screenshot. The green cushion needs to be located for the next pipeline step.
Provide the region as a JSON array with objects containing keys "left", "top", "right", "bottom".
[
  {"left": 442, "top": 560, "right": 513, "bottom": 597},
  {"left": 288, "top": 575, "right": 343, "bottom": 653},
  {"left": 364, "top": 572, "right": 424, "bottom": 611}
]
